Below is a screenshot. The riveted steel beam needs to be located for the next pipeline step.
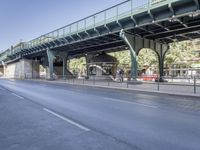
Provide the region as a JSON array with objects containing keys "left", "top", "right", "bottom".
[{"left": 120, "top": 30, "right": 138, "bottom": 79}]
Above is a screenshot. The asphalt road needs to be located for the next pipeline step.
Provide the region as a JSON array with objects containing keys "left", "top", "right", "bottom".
[{"left": 0, "top": 79, "right": 200, "bottom": 150}]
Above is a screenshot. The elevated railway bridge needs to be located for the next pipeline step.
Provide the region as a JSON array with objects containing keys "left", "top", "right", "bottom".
[{"left": 0, "top": 0, "right": 200, "bottom": 80}]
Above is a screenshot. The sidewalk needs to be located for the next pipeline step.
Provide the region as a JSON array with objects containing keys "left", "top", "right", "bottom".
[{"left": 30, "top": 78, "right": 200, "bottom": 98}]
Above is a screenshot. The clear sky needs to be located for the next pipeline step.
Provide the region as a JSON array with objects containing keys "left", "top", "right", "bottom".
[{"left": 0, "top": 0, "right": 125, "bottom": 51}]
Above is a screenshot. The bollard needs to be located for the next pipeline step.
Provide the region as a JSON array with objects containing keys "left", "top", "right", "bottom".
[
  {"left": 127, "top": 81, "right": 129, "bottom": 88},
  {"left": 157, "top": 81, "right": 160, "bottom": 91},
  {"left": 194, "top": 77, "right": 196, "bottom": 94},
  {"left": 93, "top": 76, "right": 95, "bottom": 85}
]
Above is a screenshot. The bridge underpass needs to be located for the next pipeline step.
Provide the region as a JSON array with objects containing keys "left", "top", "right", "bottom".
[{"left": 1, "top": 0, "right": 200, "bottom": 80}]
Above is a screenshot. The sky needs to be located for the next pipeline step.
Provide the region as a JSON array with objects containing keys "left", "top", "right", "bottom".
[{"left": 0, "top": 0, "right": 125, "bottom": 51}]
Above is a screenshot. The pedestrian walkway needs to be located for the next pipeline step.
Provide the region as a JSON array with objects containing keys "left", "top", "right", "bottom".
[
  {"left": 38, "top": 78, "right": 200, "bottom": 98},
  {"left": 2, "top": 76, "right": 199, "bottom": 97}
]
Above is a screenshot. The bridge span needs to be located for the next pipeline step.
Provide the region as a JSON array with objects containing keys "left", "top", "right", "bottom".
[{"left": 0, "top": 0, "right": 200, "bottom": 80}]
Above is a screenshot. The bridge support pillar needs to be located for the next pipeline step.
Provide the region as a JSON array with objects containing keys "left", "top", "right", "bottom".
[
  {"left": 31, "top": 58, "right": 40, "bottom": 79},
  {"left": 47, "top": 49, "right": 55, "bottom": 80},
  {"left": 58, "top": 52, "right": 68, "bottom": 80},
  {"left": 2, "top": 59, "right": 39, "bottom": 79},
  {"left": 85, "top": 54, "right": 92, "bottom": 79},
  {"left": 46, "top": 49, "right": 69, "bottom": 80},
  {"left": 154, "top": 44, "right": 169, "bottom": 81},
  {"left": 0, "top": 61, "right": 6, "bottom": 77},
  {"left": 42, "top": 55, "right": 49, "bottom": 79},
  {"left": 3, "top": 65, "right": 6, "bottom": 77},
  {"left": 120, "top": 30, "right": 138, "bottom": 80},
  {"left": 120, "top": 29, "right": 169, "bottom": 82}
]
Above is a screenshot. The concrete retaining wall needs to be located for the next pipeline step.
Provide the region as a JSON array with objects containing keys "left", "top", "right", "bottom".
[
  {"left": 0, "top": 66, "right": 4, "bottom": 76},
  {"left": 4, "top": 59, "right": 39, "bottom": 79}
]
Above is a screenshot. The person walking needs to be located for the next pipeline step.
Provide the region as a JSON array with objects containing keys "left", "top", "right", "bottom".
[{"left": 120, "top": 69, "right": 124, "bottom": 82}]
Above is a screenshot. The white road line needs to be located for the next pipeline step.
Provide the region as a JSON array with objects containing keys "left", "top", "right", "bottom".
[
  {"left": 103, "top": 97, "right": 158, "bottom": 109},
  {"left": 11, "top": 93, "right": 24, "bottom": 99},
  {"left": 43, "top": 108, "right": 90, "bottom": 132},
  {"left": 39, "top": 84, "right": 47, "bottom": 87}
]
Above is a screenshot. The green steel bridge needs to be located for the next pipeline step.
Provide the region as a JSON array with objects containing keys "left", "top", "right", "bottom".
[{"left": 1, "top": 0, "right": 200, "bottom": 79}]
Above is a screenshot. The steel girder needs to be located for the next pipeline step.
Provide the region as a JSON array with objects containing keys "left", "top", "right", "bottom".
[{"left": 2, "top": 0, "right": 200, "bottom": 62}]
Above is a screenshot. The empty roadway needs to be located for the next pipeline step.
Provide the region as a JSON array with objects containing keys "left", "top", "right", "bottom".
[{"left": 0, "top": 79, "right": 200, "bottom": 150}]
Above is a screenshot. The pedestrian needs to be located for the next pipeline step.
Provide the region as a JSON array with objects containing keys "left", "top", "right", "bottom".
[{"left": 120, "top": 69, "right": 124, "bottom": 82}]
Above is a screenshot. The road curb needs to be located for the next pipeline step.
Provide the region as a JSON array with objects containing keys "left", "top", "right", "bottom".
[{"left": 25, "top": 79, "right": 200, "bottom": 99}]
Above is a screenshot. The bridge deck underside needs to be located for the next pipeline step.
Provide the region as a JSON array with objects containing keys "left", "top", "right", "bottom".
[{"left": 4, "top": 0, "right": 200, "bottom": 60}]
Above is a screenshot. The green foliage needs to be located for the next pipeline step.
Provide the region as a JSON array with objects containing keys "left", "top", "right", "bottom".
[
  {"left": 69, "top": 57, "right": 86, "bottom": 73},
  {"left": 165, "top": 41, "right": 197, "bottom": 66},
  {"left": 68, "top": 41, "right": 199, "bottom": 73},
  {"left": 137, "top": 48, "right": 158, "bottom": 70},
  {"left": 109, "top": 50, "right": 131, "bottom": 68}
]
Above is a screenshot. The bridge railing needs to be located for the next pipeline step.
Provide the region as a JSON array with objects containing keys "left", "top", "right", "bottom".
[
  {"left": 0, "top": 49, "right": 11, "bottom": 61},
  {"left": 10, "top": 0, "right": 180, "bottom": 55}
]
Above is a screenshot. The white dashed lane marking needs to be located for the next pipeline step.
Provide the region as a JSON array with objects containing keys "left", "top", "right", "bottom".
[
  {"left": 103, "top": 97, "right": 158, "bottom": 109},
  {"left": 11, "top": 93, "right": 25, "bottom": 100},
  {"left": 43, "top": 108, "right": 90, "bottom": 132}
]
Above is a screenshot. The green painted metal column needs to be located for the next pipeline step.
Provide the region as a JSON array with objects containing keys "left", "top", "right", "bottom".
[
  {"left": 120, "top": 30, "right": 137, "bottom": 80},
  {"left": 159, "top": 56, "right": 164, "bottom": 80},
  {"left": 60, "top": 52, "right": 68, "bottom": 80},
  {"left": 46, "top": 49, "right": 55, "bottom": 80},
  {"left": 130, "top": 49, "right": 138, "bottom": 79},
  {"left": 85, "top": 54, "right": 91, "bottom": 79},
  {"left": 63, "top": 58, "right": 67, "bottom": 79},
  {"left": 155, "top": 44, "right": 169, "bottom": 82}
]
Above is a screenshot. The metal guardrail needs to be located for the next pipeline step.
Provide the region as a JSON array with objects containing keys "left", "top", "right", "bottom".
[
  {"left": 25, "top": 74, "right": 200, "bottom": 95},
  {"left": 25, "top": 0, "right": 168, "bottom": 49},
  {"left": 1, "top": 0, "right": 182, "bottom": 57},
  {"left": 0, "top": 50, "right": 9, "bottom": 62}
]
